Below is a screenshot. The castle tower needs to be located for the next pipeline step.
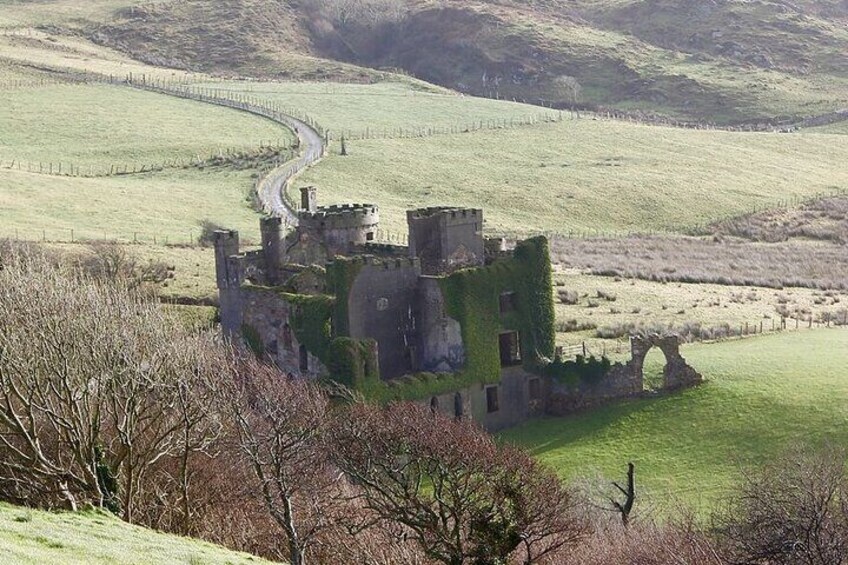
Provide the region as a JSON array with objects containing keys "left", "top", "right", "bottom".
[
  {"left": 407, "top": 207, "right": 484, "bottom": 275},
  {"left": 260, "top": 216, "right": 283, "bottom": 285},
  {"left": 297, "top": 203, "right": 380, "bottom": 257},
  {"left": 213, "top": 230, "right": 243, "bottom": 336},
  {"left": 300, "top": 186, "right": 317, "bottom": 213}
]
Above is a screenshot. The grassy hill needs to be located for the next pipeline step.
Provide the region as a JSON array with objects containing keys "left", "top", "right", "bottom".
[
  {"left": 502, "top": 328, "right": 848, "bottom": 515},
  {"left": 3, "top": 0, "right": 844, "bottom": 123},
  {"left": 0, "top": 83, "right": 291, "bottom": 170},
  {"left": 0, "top": 502, "right": 278, "bottom": 564}
]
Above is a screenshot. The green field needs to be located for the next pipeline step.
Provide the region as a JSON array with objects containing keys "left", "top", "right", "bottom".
[
  {"left": 0, "top": 167, "right": 262, "bottom": 243},
  {"left": 0, "top": 83, "right": 291, "bottom": 171},
  {"left": 502, "top": 329, "right": 848, "bottom": 514},
  {"left": 0, "top": 502, "right": 277, "bottom": 564},
  {"left": 199, "top": 80, "right": 558, "bottom": 134},
  {"left": 299, "top": 120, "right": 848, "bottom": 235}
]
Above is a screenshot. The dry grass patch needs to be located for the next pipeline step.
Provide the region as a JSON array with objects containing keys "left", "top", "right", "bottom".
[{"left": 551, "top": 235, "right": 848, "bottom": 290}]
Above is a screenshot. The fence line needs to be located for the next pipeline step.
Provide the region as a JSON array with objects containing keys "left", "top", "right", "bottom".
[
  {"left": 558, "top": 314, "right": 848, "bottom": 361},
  {"left": 0, "top": 145, "right": 295, "bottom": 179}
]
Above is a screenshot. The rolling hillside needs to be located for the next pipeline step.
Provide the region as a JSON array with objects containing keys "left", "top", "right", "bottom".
[{"left": 87, "top": 0, "right": 848, "bottom": 124}]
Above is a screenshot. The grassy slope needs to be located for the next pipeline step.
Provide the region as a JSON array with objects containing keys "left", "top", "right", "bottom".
[
  {"left": 0, "top": 167, "right": 262, "bottom": 243},
  {"left": 0, "top": 0, "right": 136, "bottom": 28},
  {"left": 63, "top": 0, "right": 846, "bottom": 123},
  {"left": 307, "top": 0, "right": 848, "bottom": 123},
  {"left": 502, "top": 329, "right": 848, "bottom": 514},
  {"left": 195, "top": 80, "right": 554, "bottom": 133},
  {"left": 0, "top": 502, "right": 278, "bottom": 565},
  {"left": 299, "top": 120, "right": 848, "bottom": 235},
  {"left": 0, "top": 83, "right": 291, "bottom": 169}
]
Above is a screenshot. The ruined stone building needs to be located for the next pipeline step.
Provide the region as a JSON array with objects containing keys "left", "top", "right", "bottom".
[
  {"left": 215, "top": 188, "right": 702, "bottom": 431},
  {"left": 215, "top": 187, "right": 558, "bottom": 430}
]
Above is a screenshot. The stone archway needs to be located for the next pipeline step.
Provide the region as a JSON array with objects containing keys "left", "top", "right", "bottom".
[{"left": 629, "top": 334, "right": 702, "bottom": 391}]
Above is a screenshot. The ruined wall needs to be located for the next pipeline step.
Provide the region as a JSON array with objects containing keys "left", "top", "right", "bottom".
[
  {"left": 546, "top": 361, "right": 642, "bottom": 414},
  {"left": 407, "top": 207, "right": 484, "bottom": 275},
  {"left": 346, "top": 256, "right": 421, "bottom": 380},
  {"left": 240, "top": 287, "right": 327, "bottom": 379},
  {"left": 416, "top": 276, "right": 465, "bottom": 373},
  {"left": 546, "top": 335, "right": 702, "bottom": 416},
  {"left": 429, "top": 368, "right": 546, "bottom": 432}
]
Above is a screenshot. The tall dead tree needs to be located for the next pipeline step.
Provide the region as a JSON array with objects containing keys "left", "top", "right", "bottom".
[{"left": 611, "top": 462, "right": 635, "bottom": 527}]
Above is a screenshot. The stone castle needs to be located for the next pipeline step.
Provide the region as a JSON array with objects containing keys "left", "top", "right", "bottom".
[{"left": 214, "top": 187, "right": 702, "bottom": 431}]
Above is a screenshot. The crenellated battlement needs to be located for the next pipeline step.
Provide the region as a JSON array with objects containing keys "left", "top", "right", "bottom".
[
  {"left": 298, "top": 203, "right": 379, "bottom": 230},
  {"left": 343, "top": 254, "right": 420, "bottom": 271},
  {"left": 407, "top": 207, "right": 482, "bottom": 222}
]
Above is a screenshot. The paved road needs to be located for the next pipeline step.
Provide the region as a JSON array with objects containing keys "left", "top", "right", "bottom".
[{"left": 129, "top": 80, "right": 325, "bottom": 226}]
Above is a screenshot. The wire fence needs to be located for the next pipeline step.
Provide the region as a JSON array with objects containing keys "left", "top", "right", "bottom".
[{"left": 0, "top": 144, "right": 296, "bottom": 179}]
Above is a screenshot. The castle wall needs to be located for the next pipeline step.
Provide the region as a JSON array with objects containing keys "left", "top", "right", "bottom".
[
  {"left": 407, "top": 208, "right": 484, "bottom": 275},
  {"left": 429, "top": 368, "right": 546, "bottom": 432},
  {"left": 347, "top": 257, "right": 421, "bottom": 380},
  {"left": 416, "top": 277, "right": 465, "bottom": 373},
  {"left": 240, "top": 287, "right": 326, "bottom": 379}
]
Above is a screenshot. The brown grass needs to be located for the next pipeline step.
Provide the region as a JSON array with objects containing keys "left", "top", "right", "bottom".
[
  {"left": 551, "top": 235, "right": 848, "bottom": 290},
  {"left": 703, "top": 193, "right": 848, "bottom": 243}
]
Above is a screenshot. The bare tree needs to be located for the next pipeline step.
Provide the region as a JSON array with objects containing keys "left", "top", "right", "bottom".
[
  {"left": 220, "top": 360, "right": 340, "bottom": 565},
  {"left": 0, "top": 248, "right": 220, "bottom": 521},
  {"left": 332, "top": 402, "right": 585, "bottom": 564},
  {"left": 719, "top": 446, "right": 848, "bottom": 565},
  {"left": 610, "top": 462, "right": 635, "bottom": 527}
]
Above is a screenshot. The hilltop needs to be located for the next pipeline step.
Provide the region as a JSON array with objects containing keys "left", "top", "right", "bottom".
[{"left": 73, "top": 0, "right": 848, "bottom": 124}]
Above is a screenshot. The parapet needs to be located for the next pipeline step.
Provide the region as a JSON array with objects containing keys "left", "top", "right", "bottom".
[
  {"left": 407, "top": 207, "right": 482, "bottom": 223},
  {"left": 298, "top": 203, "right": 380, "bottom": 230}
]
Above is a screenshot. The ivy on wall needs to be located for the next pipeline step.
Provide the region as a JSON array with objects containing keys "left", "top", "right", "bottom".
[
  {"left": 326, "top": 257, "right": 363, "bottom": 337},
  {"left": 543, "top": 355, "right": 612, "bottom": 387},
  {"left": 359, "top": 236, "right": 557, "bottom": 403},
  {"left": 243, "top": 237, "right": 556, "bottom": 404},
  {"left": 282, "top": 292, "right": 334, "bottom": 362},
  {"left": 326, "top": 337, "right": 380, "bottom": 388}
]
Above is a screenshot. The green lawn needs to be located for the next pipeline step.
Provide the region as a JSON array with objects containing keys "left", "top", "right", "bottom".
[
  {"left": 0, "top": 167, "right": 262, "bottom": 243},
  {"left": 299, "top": 120, "right": 848, "bottom": 236},
  {"left": 0, "top": 83, "right": 291, "bottom": 172},
  {"left": 502, "top": 329, "right": 848, "bottom": 514},
  {"left": 0, "top": 502, "right": 278, "bottom": 564},
  {"left": 197, "top": 80, "right": 558, "bottom": 135}
]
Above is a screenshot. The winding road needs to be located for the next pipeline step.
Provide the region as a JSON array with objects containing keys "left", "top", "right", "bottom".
[{"left": 127, "top": 79, "right": 325, "bottom": 226}]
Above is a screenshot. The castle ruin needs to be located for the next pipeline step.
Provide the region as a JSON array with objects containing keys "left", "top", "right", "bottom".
[{"left": 215, "top": 187, "right": 702, "bottom": 431}]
